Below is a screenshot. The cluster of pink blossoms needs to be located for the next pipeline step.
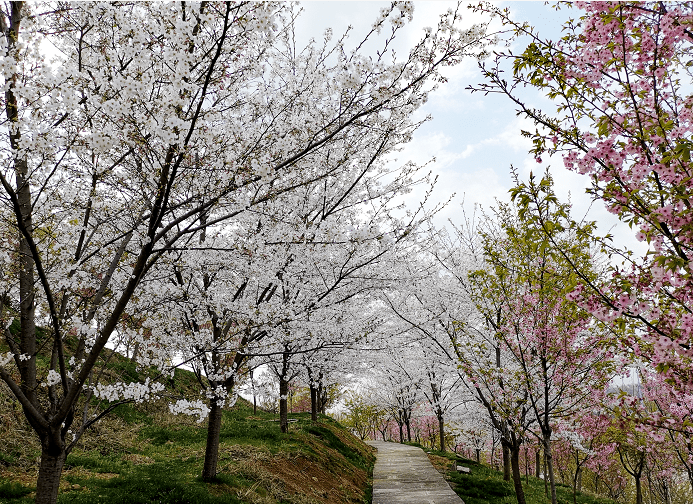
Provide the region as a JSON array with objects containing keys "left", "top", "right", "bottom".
[{"left": 546, "top": 3, "right": 693, "bottom": 403}]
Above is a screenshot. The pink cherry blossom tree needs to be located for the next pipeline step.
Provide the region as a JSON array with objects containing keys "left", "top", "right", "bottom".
[{"left": 473, "top": 1, "right": 693, "bottom": 443}]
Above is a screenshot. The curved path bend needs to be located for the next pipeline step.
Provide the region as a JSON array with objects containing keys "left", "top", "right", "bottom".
[{"left": 367, "top": 441, "right": 465, "bottom": 504}]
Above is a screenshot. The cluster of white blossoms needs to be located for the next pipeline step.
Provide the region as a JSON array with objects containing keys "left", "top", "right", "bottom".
[
  {"left": 372, "top": 2, "right": 414, "bottom": 33},
  {"left": 89, "top": 131, "right": 115, "bottom": 154},
  {"left": 93, "top": 378, "right": 164, "bottom": 403},
  {"left": 556, "top": 428, "right": 594, "bottom": 456},
  {"left": 168, "top": 399, "right": 211, "bottom": 423},
  {"left": 44, "top": 369, "right": 62, "bottom": 387},
  {"left": 0, "top": 352, "right": 12, "bottom": 367},
  {"left": 251, "top": 157, "right": 271, "bottom": 180},
  {"left": 0, "top": 54, "right": 16, "bottom": 81},
  {"left": 248, "top": 5, "right": 276, "bottom": 35}
]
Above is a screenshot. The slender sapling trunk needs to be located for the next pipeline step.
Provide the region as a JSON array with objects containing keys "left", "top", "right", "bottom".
[
  {"left": 202, "top": 397, "right": 223, "bottom": 481},
  {"left": 279, "top": 376, "right": 289, "bottom": 433},
  {"left": 509, "top": 442, "right": 527, "bottom": 504}
]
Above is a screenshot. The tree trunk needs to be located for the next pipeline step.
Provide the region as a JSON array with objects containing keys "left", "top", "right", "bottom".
[
  {"left": 572, "top": 462, "right": 579, "bottom": 504},
  {"left": 310, "top": 384, "right": 318, "bottom": 423},
  {"left": 250, "top": 369, "right": 257, "bottom": 415},
  {"left": 279, "top": 376, "right": 289, "bottom": 433},
  {"left": 35, "top": 441, "right": 67, "bottom": 504},
  {"left": 475, "top": 448, "right": 480, "bottom": 463},
  {"left": 502, "top": 443, "right": 511, "bottom": 481},
  {"left": 316, "top": 374, "right": 328, "bottom": 414},
  {"left": 544, "top": 450, "right": 549, "bottom": 497},
  {"left": 573, "top": 465, "right": 582, "bottom": 504},
  {"left": 572, "top": 476, "right": 577, "bottom": 504},
  {"left": 7, "top": 2, "right": 38, "bottom": 410},
  {"left": 202, "top": 398, "right": 223, "bottom": 481},
  {"left": 438, "top": 413, "right": 445, "bottom": 452},
  {"left": 536, "top": 450, "right": 541, "bottom": 478},
  {"left": 317, "top": 385, "right": 326, "bottom": 414},
  {"left": 509, "top": 443, "right": 527, "bottom": 504},
  {"left": 398, "top": 421, "right": 404, "bottom": 443},
  {"left": 544, "top": 434, "right": 558, "bottom": 504},
  {"left": 405, "top": 417, "right": 412, "bottom": 442},
  {"left": 129, "top": 341, "right": 140, "bottom": 363},
  {"left": 635, "top": 475, "right": 643, "bottom": 504}
]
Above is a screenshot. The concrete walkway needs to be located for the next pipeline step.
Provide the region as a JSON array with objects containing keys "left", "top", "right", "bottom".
[{"left": 367, "top": 441, "right": 465, "bottom": 504}]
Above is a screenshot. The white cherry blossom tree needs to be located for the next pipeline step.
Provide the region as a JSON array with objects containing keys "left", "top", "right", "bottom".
[{"left": 0, "top": 2, "right": 494, "bottom": 501}]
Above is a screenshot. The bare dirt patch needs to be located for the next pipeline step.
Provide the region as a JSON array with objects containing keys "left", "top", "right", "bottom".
[{"left": 427, "top": 453, "right": 454, "bottom": 474}]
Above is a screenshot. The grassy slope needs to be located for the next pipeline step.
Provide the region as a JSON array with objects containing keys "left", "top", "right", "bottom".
[
  {"left": 0, "top": 339, "right": 374, "bottom": 504},
  {"left": 0, "top": 397, "right": 374, "bottom": 504},
  {"left": 423, "top": 447, "right": 618, "bottom": 504}
]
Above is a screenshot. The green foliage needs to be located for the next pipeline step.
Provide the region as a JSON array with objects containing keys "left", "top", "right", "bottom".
[{"left": 341, "top": 392, "right": 385, "bottom": 441}]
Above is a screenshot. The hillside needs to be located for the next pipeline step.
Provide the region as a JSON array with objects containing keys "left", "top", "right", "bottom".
[{"left": 0, "top": 359, "right": 374, "bottom": 504}]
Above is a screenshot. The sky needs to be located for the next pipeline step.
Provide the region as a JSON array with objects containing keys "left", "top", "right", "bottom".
[{"left": 295, "top": 1, "right": 648, "bottom": 258}]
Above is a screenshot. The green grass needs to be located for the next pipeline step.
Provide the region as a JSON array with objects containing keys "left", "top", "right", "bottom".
[
  {"left": 218, "top": 408, "right": 283, "bottom": 445},
  {"left": 306, "top": 425, "right": 370, "bottom": 470},
  {"left": 447, "top": 471, "right": 514, "bottom": 504},
  {"left": 65, "top": 453, "right": 131, "bottom": 474},
  {"left": 0, "top": 452, "right": 17, "bottom": 466},
  {"left": 58, "top": 462, "right": 243, "bottom": 504},
  {"left": 434, "top": 453, "right": 618, "bottom": 504},
  {"left": 139, "top": 423, "right": 206, "bottom": 446},
  {"left": 111, "top": 402, "right": 153, "bottom": 425},
  {"left": 0, "top": 479, "right": 33, "bottom": 500}
]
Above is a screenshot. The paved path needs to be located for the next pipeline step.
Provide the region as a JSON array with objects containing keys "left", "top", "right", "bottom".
[{"left": 367, "top": 441, "right": 465, "bottom": 504}]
